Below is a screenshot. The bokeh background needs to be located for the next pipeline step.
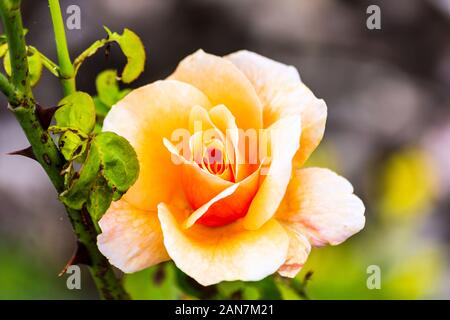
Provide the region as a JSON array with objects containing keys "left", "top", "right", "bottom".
[{"left": 1, "top": 0, "right": 450, "bottom": 299}]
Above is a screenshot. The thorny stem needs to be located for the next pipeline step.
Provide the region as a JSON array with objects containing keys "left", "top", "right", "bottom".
[
  {"left": 0, "top": 0, "right": 32, "bottom": 103},
  {"left": 0, "top": 0, "right": 129, "bottom": 299}
]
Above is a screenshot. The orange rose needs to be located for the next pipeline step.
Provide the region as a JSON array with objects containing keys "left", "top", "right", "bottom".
[{"left": 97, "top": 50, "right": 365, "bottom": 285}]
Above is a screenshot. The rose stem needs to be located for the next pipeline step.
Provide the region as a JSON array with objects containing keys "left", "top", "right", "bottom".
[{"left": 0, "top": 0, "right": 129, "bottom": 299}]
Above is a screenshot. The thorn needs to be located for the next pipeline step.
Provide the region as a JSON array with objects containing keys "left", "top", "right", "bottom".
[
  {"left": 153, "top": 264, "right": 166, "bottom": 285},
  {"left": 7, "top": 146, "right": 36, "bottom": 160},
  {"left": 58, "top": 241, "right": 92, "bottom": 276},
  {"left": 304, "top": 270, "right": 314, "bottom": 282},
  {"left": 104, "top": 43, "right": 111, "bottom": 60},
  {"left": 36, "top": 103, "right": 59, "bottom": 130}
]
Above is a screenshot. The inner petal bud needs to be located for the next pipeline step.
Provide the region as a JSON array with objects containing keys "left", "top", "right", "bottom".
[{"left": 204, "top": 146, "right": 224, "bottom": 174}]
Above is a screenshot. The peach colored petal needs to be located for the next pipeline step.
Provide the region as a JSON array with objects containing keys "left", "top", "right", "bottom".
[
  {"left": 163, "top": 137, "right": 233, "bottom": 204},
  {"left": 189, "top": 105, "right": 217, "bottom": 135},
  {"left": 243, "top": 116, "right": 301, "bottom": 230},
  {"left": 277, "top": 223, "right": 311, "bottom": 278},
  {"left": 195, "top": 167, "right": 260, "bottom": 227},
  {"left": 97, "top": 199, "right": 170, "bottom": 273},
  {"left": 277, "top": 168, "right": 365, "bottom": 246},
  {"left": 158, "top": 203, "right": 289, "bottom": 286},
  {"left": 163, "top": 138, "right": 260, "bottom": 227},
  {"left": 208, "top": 105, "right": 240, "bottom": 179},
  {"left": 226, "top": 50, "right": 327, "bottom": 165},
  {"left": 293, "top": 96, "right": 327, "bottom": 166},
  {"left": 103, "top": 80, "right": 211, "bottom": 211},
  {"left": 183, "top": 183, "right": 239, "bottom": 228},
  {"left": 169, "top": 50, "right": 263, "bottom": 130}
]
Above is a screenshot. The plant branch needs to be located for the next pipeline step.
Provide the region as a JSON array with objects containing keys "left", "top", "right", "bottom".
[
  {"left": 28, "top": 46, "right": 60, "bottom": 77},
  {"left": 0, "top": 0, "right": 32, "bottom": 104},
  {"left": 73, "top": 37, "right": 108, "bottom": 75},
  {"left": 48, "top": 0, "right": 75, "bottom": 95},
  {"left": 0, "top": 0, "right": 129, "bottom": 300}
]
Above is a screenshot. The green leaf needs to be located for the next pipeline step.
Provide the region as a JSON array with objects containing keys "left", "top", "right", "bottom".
[
  {"left": 86, "top": 175, "right": 113, "bottom": 224},
  {"left": 216, "top": 277, "right": 282, "bottom": 300},
  {"left": 108, "top": 28, "right": 145, "bottom": 83},
  {"left": 60, "top": 132, "right": 139, "bottom": 211},
  {"left": 62, "top": 162, "right": 75, "bottom": 189},
  {"left": 118, "top": 88, "right": 131, "bottom": 100},
  {"left": 96, "top": 69, "right": 120, "bottom": 106},
  {"left": 3, "top": 50, "right": 11, "bottom": 75},
  {"left": 93, "top": 70, "right": 131, "bottom": 125},
  {"left": 93, "top": 122, "right": 103, "bottom": 135},
  {"left": 48, "top": 126, "right": 89, "bottom": 139},
  {"left": 55, "top": 92, "right": 96, "bottom": 134},
  {"left": 74, "top": 28, "right": 145, "bottom": 84},
  {"left": 93, "top": 131, "right": 139, "bottom": 194},
  {"left": 0, "top": 44, "right": 7, "bottom": 58},
  {"left": 93, "top": 97, "right": 110, "bottom": 118},
  {"left": 256, "top": 276, "right": 283, "bottom": 299},
  {"left": 58, "top": 130, "right": 87, "bottom": 161},
  {"left": 27, "top": 50, "right": 43, "bottom": 87},
  {"left": 174, "top": 268, "right": 219, "bottom": 299},
  {"left": 3, "top": 48, "right": 43, "bottom": 87},
  {"left": 60, "top": 144, "right": 101, "bottom": 210},
  {"left": 73, "top": 38, "right": 106, "bottom": 73},
  {"left": 124, "top": 263, "right": 181, "bottom": 300}
]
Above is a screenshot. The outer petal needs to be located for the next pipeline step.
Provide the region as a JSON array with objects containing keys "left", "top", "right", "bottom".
[
  {"left": 277, "top": 168, "right": 365, "bottom": 246},
  {"left": 226, "top": 50, "right": 327, "bottom": 165},
  {"left": 97, "top": 199, "right": 170, "bottom": 273},
  {"left": 158, "top": 203, "right": 289, "bottom": 286},
  {"left": 169, "top": 50, "right": 263, "bottom": 130},
  {"left": 278, "top": 223, "right": 311, "bottom": 278},
  {"left": 103, "top": 80, "right": 212, "bottom": 211},
  {"left": 243, "top": 116, "right": 301, "bottom": 230}
]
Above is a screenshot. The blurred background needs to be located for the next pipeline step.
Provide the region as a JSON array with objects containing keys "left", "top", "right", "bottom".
[{"left": 1, "top": 0, "right": 450, "bottom": 299}]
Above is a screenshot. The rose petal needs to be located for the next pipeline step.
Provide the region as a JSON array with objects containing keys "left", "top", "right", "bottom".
[
  {"left": 158, "top": 203, "right": 289, "bottom": 286},
  {"left": 226, "top": 50, "right": 327, "bottom": 165},
  {"left": 277, "top": 168, "right": 365, "bottom": 246},
  {"left": 183, "top": 183, "right": 239, "bottom": 228},
  {"left": 277, "top": 223, "right": 311, "bottom": 278},
  {"left": 189, "top": 105, "right": 217, "bottom": 135},
  {"left": 103, "top": 80, "right": 212, "bottom": 211},
  {"left": 243, "top": 116, "right": 301, "bottom": 230},
  {"left": 163, "top": 138, "right": 260, "bottom": 227},
  {"left": 208, "top": 105, "right": 241, "bottom": 180},
  {"left": 169, "top": 50, "right": 263, "bottom": 131},
  {"left": 97, "top": 199, "right": 170, "bottom": 273},
  {"left": 195, "top": 167, "right": 260, "bottom": 227}
]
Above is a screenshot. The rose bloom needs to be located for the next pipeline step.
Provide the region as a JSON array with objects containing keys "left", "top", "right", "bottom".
[{"left": 98, "top": 50, "right": 365, "bottom": 286}]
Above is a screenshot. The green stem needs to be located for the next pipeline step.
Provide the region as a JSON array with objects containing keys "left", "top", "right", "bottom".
[
  {"left": 13, "top": 105, "right": 66, "bottom": 190},
  {"left": 0, "top": 0, "right": 129, "bottom": 300},
  {"left": 73, "top": 38, "right": 108, "bottom": 74},
  {"left": 0, "top": 72, "right": 19, "bottom": 104},
  {"left": 14, "top": 107, "right": 125, "bottom": 298},
  {"left": 28, "top": 46, "right": 60, "bottom": 77},
  {"left": 68, "top": 207, "right": 130, "bottom": 300},
  {"left": 48, "top": 0, "right": 75, "bottom": 95},
  {"left": 0, "top": 0, "right": 32, "bottom": 103}
]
